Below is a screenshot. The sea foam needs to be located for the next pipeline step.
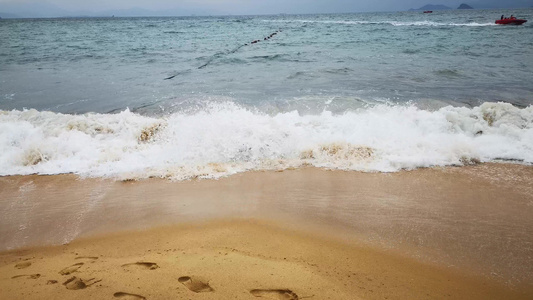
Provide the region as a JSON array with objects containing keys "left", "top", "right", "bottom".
[
  {"left": 0, "top": 102, "right": 531, "bottom": 180},
  {"left": 262, "top": 19, "right": 496, "bottom": 27}
]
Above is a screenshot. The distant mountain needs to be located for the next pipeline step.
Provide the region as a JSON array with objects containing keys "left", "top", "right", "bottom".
[
  {"left": 409, "top": 4, "right": 452, "bottom": 11},
  {"left": 457, "top": 3, "right": 474, "bottom": 9},
  {"left": 101, "top": 7, "right": 215, "bottom": 17},
  {"left": 458, "top": 4, "right": 474, "bottom": 9},
  {"left": 0, "top": 12, "right": 20, "bottom": 18},
  {"left": 0, "top": 2, "right": 69, "bottom": 18},
  {"left": 0, "top": 2, "right": 216, "bottom": 18},
  {"left": 407, "top": 0, "right": 532, "bottom": 11}
]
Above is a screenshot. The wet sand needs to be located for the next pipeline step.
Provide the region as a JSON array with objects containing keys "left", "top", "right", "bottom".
[{"left": 0, "top": 163, "right": 532, "bottom": 299}]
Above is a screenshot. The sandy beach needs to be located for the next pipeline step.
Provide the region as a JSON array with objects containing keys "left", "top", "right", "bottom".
[
  {"left": 1, "top": 163, "right": 532, "bottom": 299},
  {"left": 2, "top": 8, "right": 533, "bottom": 300}
]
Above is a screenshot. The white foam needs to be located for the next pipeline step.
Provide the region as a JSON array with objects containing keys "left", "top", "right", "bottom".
[
  {"left": 389, "top": 21, "right": 496, "bottom": 27},
  {"left": 263, "top": 19, "right": 496, "bottom": 27},
  {"left": 1, "top": 102, "right": 532, "bottom": 180}
]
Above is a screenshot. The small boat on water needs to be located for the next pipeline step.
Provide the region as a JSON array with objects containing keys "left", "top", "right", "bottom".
[
  {"left": 423, "top": 11, "right": 433, "bottom": 13},
  {"left": 495, "top": 18, "right": 527, "bottom": 25}
]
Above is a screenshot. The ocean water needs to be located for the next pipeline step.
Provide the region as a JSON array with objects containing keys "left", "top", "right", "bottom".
[{"left": 1, "top": 9, "right": 532, "bottom": 179}]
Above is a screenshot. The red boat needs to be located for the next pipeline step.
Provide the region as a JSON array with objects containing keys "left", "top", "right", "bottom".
[{"left": 495, "top": 18, "right": 527, "bottom": 25}]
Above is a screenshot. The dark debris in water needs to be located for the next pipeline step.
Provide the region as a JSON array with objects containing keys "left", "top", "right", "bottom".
[{"left": 165, "top": 29, "right": 283, "bottom": 79}]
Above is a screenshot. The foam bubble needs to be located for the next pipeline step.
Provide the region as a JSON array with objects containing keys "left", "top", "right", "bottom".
[{"left": 1, "top": 102, "right": 531, "bottom": 180}]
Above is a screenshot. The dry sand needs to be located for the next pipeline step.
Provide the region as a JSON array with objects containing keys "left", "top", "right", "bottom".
[{"left": 1, "top": 163, "right": 532, "bottom": 299}]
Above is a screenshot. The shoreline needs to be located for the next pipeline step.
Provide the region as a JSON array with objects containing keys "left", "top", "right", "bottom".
[{"left": 1, "top": 163, "right": 532, "bottom": 298}]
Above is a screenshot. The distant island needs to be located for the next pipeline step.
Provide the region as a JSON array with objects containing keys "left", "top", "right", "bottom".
[
  {"left": 409, "top": 3, "right": 477, "bottom": 11},
  {"left": 457, "top": 3, "right": 474, "bottom": 9},
  {"left": 409, "top": 4, "right": 452, "bottom": 11}
]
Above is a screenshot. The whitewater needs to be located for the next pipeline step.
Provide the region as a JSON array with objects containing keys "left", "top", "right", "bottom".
[{"left": 1, "top": 102, "right": 531, "bottom": 180}]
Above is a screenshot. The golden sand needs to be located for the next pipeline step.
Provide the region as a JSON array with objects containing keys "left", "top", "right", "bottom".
[
  {"left": 1, "top": 219, "right": 530, "bottom": 300},
  {"left": 1, "top": 163, "right": 532, "bottom": 299}
]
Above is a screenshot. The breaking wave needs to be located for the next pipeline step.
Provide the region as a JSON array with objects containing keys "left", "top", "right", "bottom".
[
  {"left": 1, "top": 102, "right": 532, "bottom": 180},
  {"left": 263, "top": 19, "right": 497, "bottom": 27}
]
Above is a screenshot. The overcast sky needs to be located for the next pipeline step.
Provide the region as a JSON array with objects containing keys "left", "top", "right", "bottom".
[{"left": 1, "top": 0, "right": 532, "bottom": 16}]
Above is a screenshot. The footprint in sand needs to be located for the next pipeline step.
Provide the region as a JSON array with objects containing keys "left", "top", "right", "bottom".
[
  {"left": 75, "top": 256, "right": 99, "bottom": 260},
  {"left": 250, "top": 289, "right": 299, "bottom": 300},
  {"left": 121, "top": 262, "right": 159, "bottom": 270},
  {"left": 14, "top": 261, "right": 32, "bottom": 269},
  {"left": 63, "top": 276, "right": 101, "bottom": 290},
  {"left": 11, "top": 274, "right": 41, "bottom": 279},
  {"left": 178, "top": 276, "right": 214, "bottom": 293},
  {"left": 59, "top": 262, "right": 84, "bottom": 275},
  {"left": 113, "top": 292, "right": 147, "bottom": 299}
]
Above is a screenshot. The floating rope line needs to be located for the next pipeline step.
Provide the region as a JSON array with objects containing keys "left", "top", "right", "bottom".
[{"left": 164, "top": 29, "right": 282, "bottom": 80}]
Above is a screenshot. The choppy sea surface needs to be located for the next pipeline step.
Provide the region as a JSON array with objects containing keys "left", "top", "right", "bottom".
[{"left": 1, "top": 9, "right": 532, "bottom": 179}]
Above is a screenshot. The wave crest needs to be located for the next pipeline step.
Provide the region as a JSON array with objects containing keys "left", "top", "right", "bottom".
[
  {"left": 1, "top": 102, "right": 531, "bottom": 180},
  {"left": 262, "top": 19, "right": 496, "bottom": 27}
]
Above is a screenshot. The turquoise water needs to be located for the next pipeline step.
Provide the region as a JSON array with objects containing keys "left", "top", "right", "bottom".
[{"left": 0, "top": 9, "right": 532, "bottom": 179}]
